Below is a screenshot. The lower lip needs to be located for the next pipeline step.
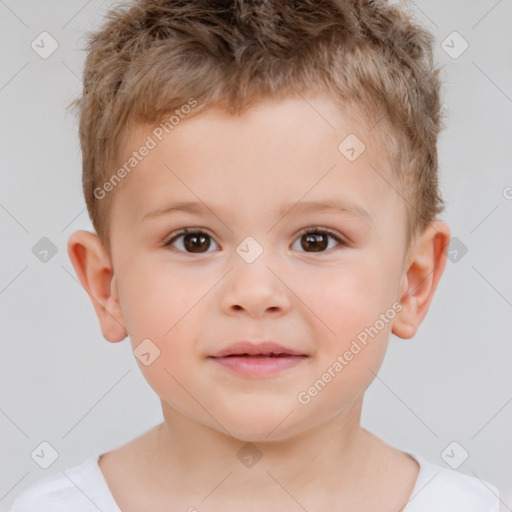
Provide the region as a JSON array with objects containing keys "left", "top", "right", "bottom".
[{"left": 209, "top": 355, "right": 307, "bottom": 377}]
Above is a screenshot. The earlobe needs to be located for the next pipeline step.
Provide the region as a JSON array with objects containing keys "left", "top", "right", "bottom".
[
  {"left": 392, "top": 221, "right": 451, "bottom": 340},
  {"left": 67, "top": 230, "right": 127, "bottom": 343}
]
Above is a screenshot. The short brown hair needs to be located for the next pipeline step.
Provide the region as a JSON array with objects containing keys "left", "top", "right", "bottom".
[{"left": 68, "top": 0, "right": 446, "bottom": 252}]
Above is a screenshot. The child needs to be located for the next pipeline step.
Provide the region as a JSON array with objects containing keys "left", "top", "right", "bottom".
[{"left": 10, "top": 0, "right": 501, "bottom": 510}]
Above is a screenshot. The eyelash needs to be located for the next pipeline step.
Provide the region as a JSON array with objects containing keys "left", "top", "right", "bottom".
[{"left": 163, "top": 227, "right": 346, "bottom": 254}]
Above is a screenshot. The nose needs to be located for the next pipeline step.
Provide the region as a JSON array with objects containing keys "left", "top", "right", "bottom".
[{"left": 219, "top": 256, "right": 292, "bottom": 318}]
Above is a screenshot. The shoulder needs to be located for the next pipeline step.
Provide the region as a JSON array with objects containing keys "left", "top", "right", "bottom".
[
  {"left": 405, "top": 452, "right": 500, "bottom": 512},
  {"left": 9, "top": 453, "right": 120, "bottom": 512}
]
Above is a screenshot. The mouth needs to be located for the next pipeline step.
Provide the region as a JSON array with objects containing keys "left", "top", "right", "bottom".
[
  {"left": 208, "top": 341, "right": 308, "bottom": 377},
  {"left": 209, "top": 341, "right": 306, "bottom": 358}
]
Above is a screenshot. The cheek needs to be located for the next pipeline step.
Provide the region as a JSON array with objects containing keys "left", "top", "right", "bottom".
[
  {"left": 118, "top": 261, "right": 213, "bottom": 380},
  {"left": 306, "top": 259, "right": 398, "bottom": 336},
  {"left": 118, "top": 260, "right": 203, "bottom": 340},
  {"left": 117, "top": 264, "right": 207, "bottom": 412},
  {"left": 299, "top": 275, "right": 395, "bottom": 409},
  {"left": 300, "top": 254, "right": 400, "bottom": 384}
]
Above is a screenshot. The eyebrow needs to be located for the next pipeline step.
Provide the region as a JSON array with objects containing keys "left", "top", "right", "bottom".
[{"left": 141, "top": 199, "right": 373, "bottom": 225}]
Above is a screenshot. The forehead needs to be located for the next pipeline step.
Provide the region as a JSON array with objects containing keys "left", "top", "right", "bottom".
[{"left": 110, "top": 95, "right": 403, "bottom": 230}]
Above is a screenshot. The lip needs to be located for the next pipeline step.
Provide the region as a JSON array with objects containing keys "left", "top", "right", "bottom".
[
  {"left": 208, "top": 341, "right": 308, "bottom": 377},
  {"left": 209, "top": 341, "right": 307, "bottom": 358}
]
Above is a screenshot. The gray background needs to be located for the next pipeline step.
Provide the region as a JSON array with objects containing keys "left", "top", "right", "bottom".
[{"left": 1, "top": 0, "right": 511, "bottom": 510}]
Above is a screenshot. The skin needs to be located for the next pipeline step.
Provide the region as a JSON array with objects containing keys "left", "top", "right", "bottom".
[{"left": 68, "top": 94, "right": 450, "bottom": 511}]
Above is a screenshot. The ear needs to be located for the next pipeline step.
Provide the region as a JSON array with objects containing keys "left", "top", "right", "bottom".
[
  {"left": 67, "top": 230, "right": 127, "bottom": 343},
  {"left": 392, "top": 220, "right": 451, "bottom": 339}
]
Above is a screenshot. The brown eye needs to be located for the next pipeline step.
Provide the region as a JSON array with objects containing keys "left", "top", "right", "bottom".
[
  {"left": 183, "top": 233, "right": 211, "bottom": 253},
  {"left": 165, "top": 230, "right": 219, "bottom": 253},
  {"left": 301, "top": 232, "right": 328, "bottom": 252},
  {"left": 292, "top": 228, "right": 344, "bottom": 253}
]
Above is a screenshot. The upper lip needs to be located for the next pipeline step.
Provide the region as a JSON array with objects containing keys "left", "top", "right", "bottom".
[{"left": 209, "top": 341, "right": 307, "bottom": 358}]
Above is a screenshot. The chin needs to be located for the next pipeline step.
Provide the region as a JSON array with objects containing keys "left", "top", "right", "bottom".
[
  {"left": 227, "top": 425, "right": 293, "bottom": 443},
  {"left": 214, "top": 405, "right": 304, "bottom": 443}
]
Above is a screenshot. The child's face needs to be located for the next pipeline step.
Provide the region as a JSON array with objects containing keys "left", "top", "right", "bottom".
[{"left": 81, "top": 95, "right": 433, "bottom": 440}]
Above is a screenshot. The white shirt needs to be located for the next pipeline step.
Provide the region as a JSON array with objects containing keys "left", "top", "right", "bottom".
[{"left": 9, "top": 450, "right": 500, "bottom": 511}]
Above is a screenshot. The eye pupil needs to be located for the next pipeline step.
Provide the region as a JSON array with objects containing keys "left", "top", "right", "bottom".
[
  {"left": 302, "top": 233, "right": 328, "bottom": 252},
  {"left": 184, "top": 233, "right": 210, "bottom": 253}
]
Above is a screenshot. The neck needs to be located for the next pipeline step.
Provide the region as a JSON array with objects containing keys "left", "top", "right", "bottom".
[{"left": 147, "top": 398, "right": 376, "bottom": 501}]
